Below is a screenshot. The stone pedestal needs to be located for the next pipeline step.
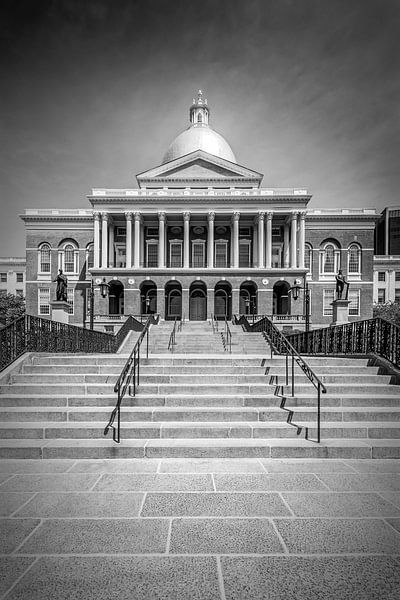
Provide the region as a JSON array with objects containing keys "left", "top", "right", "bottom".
[
  {"left": 331, "top": 299, "right": 351, "bottom": 326},
  {"left": 50, "top": 301, "right": 70, "bottom": 324}
]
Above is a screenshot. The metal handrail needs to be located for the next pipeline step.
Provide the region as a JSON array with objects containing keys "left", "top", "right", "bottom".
[
  {"left": 221, "top": 316, "right": 232, "bottom": 353},
  {"left": 104, "top": 314, "right": 158, "bottom": 443},
  {"left": 168, "top": 317, "right": 178, "bottom": 352},
  {"left": 177, "top": 314, "right": 185, "bottom": 333},
  {"left": 236, "top": 315, "right": 326, "bottom": 443},
  {"left": 286, "top": 317, "right": 400, "bottom": 369},
  {"left": 0, "top": 314, "right": 142, "bottom": 372},
  {"left": 211, "top": 314, "right": 219, "bottom": 333}
]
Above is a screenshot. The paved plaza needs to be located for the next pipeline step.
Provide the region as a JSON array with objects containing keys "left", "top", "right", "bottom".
[{"left": 0, "top": 457, "right": 400, "bottom": 599}]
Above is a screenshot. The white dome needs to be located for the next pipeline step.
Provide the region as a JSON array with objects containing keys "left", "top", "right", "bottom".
[{"left": 162, "top": 123, "right": 236, "bottom": 164}]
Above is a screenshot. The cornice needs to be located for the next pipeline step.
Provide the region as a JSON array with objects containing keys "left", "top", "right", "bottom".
[
  {"left": 20, "top": 215, "right": 93, "bottom": 223},
  {"left": 88, "top": 196, "right": 311, "bottom": 205}
]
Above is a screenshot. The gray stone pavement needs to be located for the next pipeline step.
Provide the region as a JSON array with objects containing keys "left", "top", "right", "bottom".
[{"left": 0, "top": 458, "right": 400, "bottom": 599}]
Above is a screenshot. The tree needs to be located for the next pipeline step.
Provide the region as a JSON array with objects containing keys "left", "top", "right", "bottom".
[
  {"left": 373, "top": 302, "right": 400, "bottom": 327},
  {"left": 0, "top": 293, "right": 26, "bottom": 326}
]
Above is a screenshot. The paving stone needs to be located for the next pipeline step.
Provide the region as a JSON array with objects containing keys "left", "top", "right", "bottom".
[
  {"left": 93, "top": 473, "right": 213, "bottom": 492},
  {"left": 274, "top": 518, "right": 400, "bottom": 554},
  {"left": 0, "top": 459, "right": 75, "bottom": 473},
  {"left": 141, "top": 492, "right": 290, "bottom": 517},
  {"left": 380, "top": 492, "right": 400, "bottom": 508},
  {"left": 0, "top": 493, "right": 35, "bottom": 517},
  {"left": 344, "top": 459, "right": 400, "bottom": 473},
  {"left": 318, "top": 473, "right": 400, "bottom": 492},
  {"left": 17, "top": 519, "right": 169, "bottom": 554},
  {"left": 68, "top": 459, "right": 159, "bottom": 473},
  {"left": 14, "top": 492, "right": 144, "bottom": 518},
  {"left": 260, "top": 459, "right": 355, "bottom": 473},
  {"left": 386, "top": 518, "right": 400, "bottom": 534},
  {"left": 170, "top": 517, "right": 284, "bottom": 554},
  {"left": 0, "top": 473, "right": 100, "bottom": 492},
  {"left": 214, "top": 473, "right": 326, "bottom": 492},
  {"left": 0, "top": 473, "right": 14, "bottom": 484},
  {"left": 3, "top": 556, "right": 221, "bottom": 600},
  {"left": 282, "top": 492, "right": 400, "bottom": 517},
  {"left": 159, "top": 458, "right": 265, "bottom": 473},
  {"left": 221, "top": 556, "right": 400, "bottom": 600},
  {"left": 0, "top": 557, "right": 35, "bottom": 596},
  {"left": 0, "top": 518, "right": 40, "bottom": 553}
]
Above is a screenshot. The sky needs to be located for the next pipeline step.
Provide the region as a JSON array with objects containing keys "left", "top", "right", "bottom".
[{"left": 0, "top": 0, "right": 399, "bottom": 256}]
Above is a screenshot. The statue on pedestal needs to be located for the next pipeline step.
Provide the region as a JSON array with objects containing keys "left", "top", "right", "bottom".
[
  {"left": 53, "top": 269, "right": 68, "bottom": 302},
  {"left": 335, "top": 270, "right": 348, "bottom": 300}
]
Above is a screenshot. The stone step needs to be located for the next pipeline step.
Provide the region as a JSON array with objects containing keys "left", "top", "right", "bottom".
[
  {"left": 1, "top": 438, "right": 398, "bottom": 459},
  {"left": 2, "top": 420, "right": 399, "bottom": 440}
]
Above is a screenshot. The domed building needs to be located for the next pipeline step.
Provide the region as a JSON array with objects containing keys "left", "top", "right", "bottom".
[{"left": 21, "top": 91, "right": 376, "bottom": 329}]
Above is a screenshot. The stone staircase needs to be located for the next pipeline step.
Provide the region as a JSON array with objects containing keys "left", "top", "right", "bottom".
[{"left": 0, "top": 319, "right": 399, "bottom": 459}]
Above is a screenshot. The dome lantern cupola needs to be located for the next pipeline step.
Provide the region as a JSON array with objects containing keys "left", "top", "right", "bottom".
[
  {"left": 189, "top": 90, "right": 209, "bottom": 125},
  {"left": 162, "top": 90, "right": 237, "bottom": 164}
]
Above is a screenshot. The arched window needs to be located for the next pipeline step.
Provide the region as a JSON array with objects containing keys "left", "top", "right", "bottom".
[
  {"left": 348, "top": 243, "right": 361, "bottom": 274},
  {"left": 39, "top": 243, "right": 51, "bottom": 273},
  {"left": 64, "top": 244, "right": 75, "bottom": 272},
  {"left": 197, "top": 113, "right": 202, "bottom": 123},
  {"left": 59, "top": 241, "right": 79, "bottom": 274},
  {"left": 86, "top": 244, "right": 94, "bottom": 270},
  {"left": 304, "top": 244, "right": 312, "bottom": 275},
  {"left": 320, "top": 241, "right": 340, "bottom": 276}
]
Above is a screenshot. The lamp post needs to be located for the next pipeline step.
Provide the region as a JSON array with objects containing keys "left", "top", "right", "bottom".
[
  {"left": 89, "top": 278, "right": 110, "bottom": 330},
  {"left": 289, "top": 280, "right": 310, "bottom": 332}
]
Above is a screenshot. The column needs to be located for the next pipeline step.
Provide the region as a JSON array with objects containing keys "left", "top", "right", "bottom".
[
  {"left": 283, "top": 221, "right": 290, "bottom": 268},
  {"left": 298, "top": 211, "right": 306, "bottom": 269},
  {"left": 93, "top": 212, "right": 100, "bottom": 269},
  {"left": 265, "top": 211, "right": 273, "bottom": 268},
  {"left": 158, "top": 212, "right": 165, "bottom": 268},
  {"left": 125, "top": 212, "right": 132, "bottom": 268},
  {"left": 183, "top": 212, "right": 190, "bottom": 268},
  {"left": 140, "top": 221, "right": 144, "bottom": 267},
  {"left": 134, "top": 212, "right": 141, "bottom": 268},
  {"left": 207, "top": 212, "right": 215, "bottom": 268},
  {"left": 258, "top": 212, "right": 265, "bottom": 268},
  {"left": 232, "top": 212, "right": 240, "bottom": 268},
  {"left": 108, "top": 219, "right": 114, "bottom": 267},
  {"left": 252, "top": 220, "right": 258, "bottom": 268},
  {"left": 290, "top": 212, "right": 298, "bottom": 268},
  {"left": 101, "top": 212, "right": 108, "bottom": 269}
]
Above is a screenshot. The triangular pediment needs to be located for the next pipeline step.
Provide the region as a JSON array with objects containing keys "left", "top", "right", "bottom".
[{"left": 136, "top": 150, "right": 263, "bottom": 188}]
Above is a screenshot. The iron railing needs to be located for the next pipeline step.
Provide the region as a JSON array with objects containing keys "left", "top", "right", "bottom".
[
  {"left": 104, "top": 314, "right": 159, "bottom": 443},
  {"left": 221, "top": 317, "right": 232, "bottom": 353},
  {"left": 168, "top": 317, "right": 178, "bottom": 352},
  {"left": 0, "top": 314, "right": 143, "bottom": 372},
  {"left": 177, "top": 314, "right": 185, "bottom": 333},
  {"left": 286, "top": 317, "right": 400, "bottom": 369},
  {"left": 236, "top": 315, "right": 327, "bottom": 443},
  {"left": 211, "top": 314, "right": 219, "bottom": 334}
]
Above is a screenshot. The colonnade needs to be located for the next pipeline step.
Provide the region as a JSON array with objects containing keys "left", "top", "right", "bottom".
[{"left": 93, "top": 210, "right": 306, "bottom": 270}]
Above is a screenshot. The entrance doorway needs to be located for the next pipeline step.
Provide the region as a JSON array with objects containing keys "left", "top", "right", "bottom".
[
  {"left": 214, "top": 281, "right": 232, "bottom": 319},
  {"left": 239, "top": 281, "right": 258, "bottom": 316},
  {"left": 108, "top": 281, "right": 124, "bottom": 315},
  {"left": 189, "top": 281, "right": 207, "bottom": 320},
  {"left": 273, "top": 281, "right": 290, "bottom": 315},
  {"left": 140, "top": 281, "right": 157, "bottom": 315},
  {"left": 165, "top": 281, "right": 182, "bottom": 320}
]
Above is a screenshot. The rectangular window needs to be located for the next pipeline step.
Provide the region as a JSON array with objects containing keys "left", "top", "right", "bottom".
[
  {"left": 38, "top": 287, "right": 50, "bottom": 315},
  {"left": 377, "top": 289, "right": 386, "bottom": 303},
  {"left": 378, "top": 272, "right": 386, "bottom": 282},
  {"left": 146, "top": 242, "right": 158, "bottom": 267},
  {"left": 67, "top": 288, "right": 74, "bottom": 315},
  {"left": 323, "top": 289, "right": 335, "bottom": 316},
  {"left": 0, "top": 290, "right": 7, "bottom": 297},
  {"left": 170, "top": 243, "right": 182, "bottom": 268},
  {"left": 272, "top": 246, "right": 281, "bottom": 269},
  {"left": 395, "top": 272, "right": 400, "bottom": 282},
  {"left": 239, "top": 241, "right": 251, "bottom": 268},
  {"left": 64, "top": 248, "right": 75, "bottom": 273},
  {"left": 115, "top": 246, "right": 126, "bottom": 268},
  {"left": 16, "top": 289, "right": 23, "bottom": 297},
  {"left": 348, "top": 290, "right": 360, "bottom": 316},
  {"left": 192, "top": 242, "right": 205, "bottom": 268},
  {"left": 0, "top": 273, "right": 7, "bottom": 282},
  {"left": 394, "top": 289, "right": 400, "bottom": 303},
  {"left": 16, "top": 273, "right": 23, "bottom": 282},
  {"left": 215, "top": 242, "right": 228, "bottom": 268}
]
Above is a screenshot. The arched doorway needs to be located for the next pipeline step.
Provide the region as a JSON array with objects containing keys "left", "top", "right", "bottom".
[
  {"left": 239, "top": 281, "right": 258, "bottom": 316},
  {"left": 165, "top": 281, "right": 182, "bottom": 320},
  {"left": 189, "top": 281, "right": 207, "bottom": 320},
  {"left": 140, "top": 281, "right": 157, "bottom": 315},
  {"left": 108, "top": 281, "right": 124, "bottom": 315},
  {"left": 214, "top": 281, "right": 232, "bottom": 320},
  {"left": 273, "top": 281, "right": 290, "bottom": 315}
]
